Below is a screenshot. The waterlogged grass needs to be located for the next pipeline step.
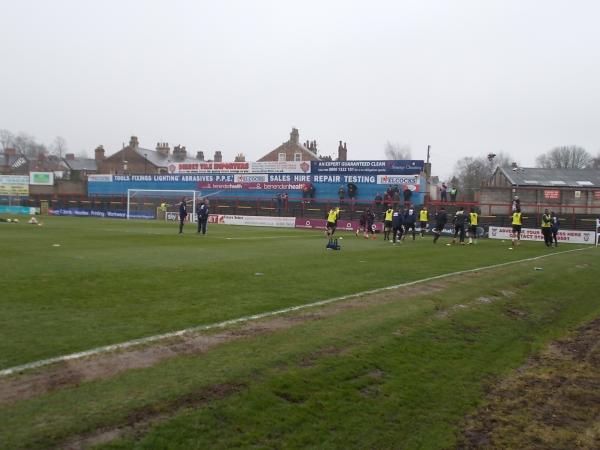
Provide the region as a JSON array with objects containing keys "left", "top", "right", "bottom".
[
  {"left": 0, "top": 248, "right": 598, "bottom": 449},
  {"left": 0, "top": 216, "right": 581, "bottom": 369}
]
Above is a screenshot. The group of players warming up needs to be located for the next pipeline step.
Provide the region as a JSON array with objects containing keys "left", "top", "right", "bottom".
[
  {"left": 326, "top": 203, "right": 562, "bottom": 248},
  {"left": 325, "top": 204, "right": 480, "bottom": 245}
]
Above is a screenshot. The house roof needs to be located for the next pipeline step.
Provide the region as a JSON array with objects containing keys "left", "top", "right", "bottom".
[
  {"left": 134, "top": 147, "right": 199, "bottom": 167},
  {"left": 1, "top": 152, "right": 28, "bottom": 169},
  {"left": 63, "top": 158, "right": 98, "bottom": 171},
  {"left": 499, "top": 167, "right": 600, "bottom": 188}
]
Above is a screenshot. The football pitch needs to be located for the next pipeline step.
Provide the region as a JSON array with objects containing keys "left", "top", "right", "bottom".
[{"left": 1, "top": 217, "right": 599, "bottom": 449}]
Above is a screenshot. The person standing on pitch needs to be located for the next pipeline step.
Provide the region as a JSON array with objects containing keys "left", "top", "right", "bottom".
[
  {"left": 511, "top": 208, "right": 522, "bottom": 247},
  {"left": 178, "top": 197, "right": 187, "bottom": 234},
  {"left": 541, "top": 208, "right": 553, "bottom": 247},
  {"left": 392, "top": 207, "right": 404, "bottom": 244},
  {"left": 551, "top": 210, "right": 560, "bottom": 247},
  {"left": 452, "top": 207, "right": 467, "bottom": 245},
  {"left": 402, "top": 206, "right": 417, "bottom": 240},
  {"left": 432, "top": 207, "right": 448, "bottom": 243},
  {"left": 419, "top": 205, "right": 428, "bottom": 237},
  {"left": 468, "top": 208, "right": 478, "bottom": 244},
  {"left": 383, "top": 206, "right": 394, "bottom": 241},
  {"left": 197, "top": 199, "right": 209, "bottom": 235}
]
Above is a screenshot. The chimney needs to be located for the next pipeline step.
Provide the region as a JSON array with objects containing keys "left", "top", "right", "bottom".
[
  {"left": 338, "top": 141, "right": 347, "bottom": 161},
  {"left": 65, "top": 153, "right": 75, "bottom": 160},
  {"left": 234, "top": 153, "right": 246, "bottom": 162},
  {"left": 95, "top": 145, "right": 105, "bottom": 161},
  {"left": 214, "top": 151, "right": 223, "bottom": 162},
  {"left": 173, "top": 145, "right": 187, "bottom": 161},
  {"left": 289, "top": 128, "right": 299, "bottom": 144},
  {"left": 156, "top": 142, "right": 170, "bottom": 157},
  {"left": 5, "top": 147, "right": 16, "bottom": 156},
  {"left": 196, "top": 151, "right": 204, "bottom": 161},
  {"left": 129, "top": 136, "right": 139, "bottom": 149}
]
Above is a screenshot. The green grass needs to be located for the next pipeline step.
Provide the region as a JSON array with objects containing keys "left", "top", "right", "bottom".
[
  {"left": 0, "top": 243, "right": 598, "bottom": 449},
  {"left": 0, "top": 216, "right": 587, "bottom": 369}
]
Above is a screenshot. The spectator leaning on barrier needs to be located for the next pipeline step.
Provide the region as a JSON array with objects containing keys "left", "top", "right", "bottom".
[
  {"left": 449, "top": 186, "right": 458, "bottom": 202},
  {"left": 374, "top": 192, "right": 383, "bottom": 216},
  {"left": 403, "top": 185, "right": 412, "bottom": 206},
  {"left": 338, "top": 185, "right": 345, "bottom": 206},
  {"left": 440, "top": 183, "right": 448, "bottom": 202}
]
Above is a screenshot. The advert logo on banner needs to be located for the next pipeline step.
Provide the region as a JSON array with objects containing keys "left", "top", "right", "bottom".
[
  {"left": 544, "top": 190, "right": 560, "bottom": 200},
  {"left": 376, "top": 175, "right": 421, "bottom": 191},
  {"left": 233, "top": 174, "right": 268, "bottom": 183},
  {"left": 169, "top": 162, "right": 251, "bottom": 173}
]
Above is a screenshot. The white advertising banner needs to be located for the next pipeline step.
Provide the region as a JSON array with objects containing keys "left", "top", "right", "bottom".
[
  {"left": 167, "top": 161, "right": 311, "bottom": 174},
  {"left": 165, "top": 213, "right": 295, "bottom": 228},
  {"left": 87, "top": 174, "right": 114, "bottom": 182},
  {"left": 250, "top": 161, "right": 311, "bottom": 174},
  {"left": 233, "top": 174, "right": 268, "bottom": 183},
  {"left": 221, "top": 215, "right": 296, "bottom": 228},
  {"left": 29, "top": 172, "right": 54, "bottom": 185},
  {"left": 489, "top": 226, "right": 595, "bottom": 245}
]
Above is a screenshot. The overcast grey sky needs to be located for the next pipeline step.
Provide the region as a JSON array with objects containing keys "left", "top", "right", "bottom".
[{"left": 1, "top": 0, "right": 599, "bottom": 178}]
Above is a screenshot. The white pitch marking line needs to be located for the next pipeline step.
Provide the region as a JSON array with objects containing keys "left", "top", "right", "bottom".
[{"left": 0, "top": 246, "right": 593, "bottom": 377}]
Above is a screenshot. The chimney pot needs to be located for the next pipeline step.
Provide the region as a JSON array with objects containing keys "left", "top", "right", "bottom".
[{"left": 214, "top": 151, "right": 223, "bottom": 162}]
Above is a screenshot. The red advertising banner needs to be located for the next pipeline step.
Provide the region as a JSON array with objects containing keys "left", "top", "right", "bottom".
[
  {"left": 543, "top": 190, "right": 560, "bottom": 200},
  {"left": 198, "top": 182, "right": 308, "bottom": 190}
]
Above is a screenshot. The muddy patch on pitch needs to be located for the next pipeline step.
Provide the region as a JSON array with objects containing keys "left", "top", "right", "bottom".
[
  {"left": 62, "top": 382, "right": 245, "bottom": 450},
  {"left": 0, "top": 268, "right": 507, "bottom": 405},
  {"left": 457, "top": 316, "right": 600, "bottom": 449}
]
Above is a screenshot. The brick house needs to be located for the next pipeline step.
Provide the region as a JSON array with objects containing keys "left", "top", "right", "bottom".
[
  {"left": 257, "top": 128, "right": 348, "bottom": 162},
  {"left": 97, "top": 136, "right": 207, "bottom": 174}
]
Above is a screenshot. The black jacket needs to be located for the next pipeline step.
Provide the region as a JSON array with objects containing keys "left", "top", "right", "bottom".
[
  {"left": 179, "top": 201, "right": 187, "bottom": 218},
  {"left": 197, "top": 204, "right": 209, "bottom": 220},
  {"left": 435, "top": 211, "right": 448, "bottom": 227},
  {"left": 453, "top": 211, "right": 467, "bottom": 227}
]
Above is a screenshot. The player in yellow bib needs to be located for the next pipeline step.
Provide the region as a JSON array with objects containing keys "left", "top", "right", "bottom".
[
  {"left": 511, "top": 208, "right": 522, "bottom": 247},
  {"left": 383, "top": 207, "right": 394, "bottom": 241},
  {"left": 418, "top": 206, "right": 428, "bottom": 237},
  {"left": 326, "top": 207, "right": 340, "bottom": 237},
  {"left": 468, "top": 208, "right": 478, "bottom": 244},
  {"left": 541, "top": 208, "right": 553, "bottom": 247}
]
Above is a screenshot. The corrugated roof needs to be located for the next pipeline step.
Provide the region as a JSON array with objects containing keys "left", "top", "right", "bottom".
[{"left": 500, "top": 167, "right": 600, "bottom": 188}]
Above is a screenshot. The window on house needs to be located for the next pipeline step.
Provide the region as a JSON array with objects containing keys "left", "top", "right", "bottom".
[
  {"left": 294, "top": 153, "right": 302, "bottom": 161},
  {"left": 278, "top": 153, "right": 286, "bottom": 162}
]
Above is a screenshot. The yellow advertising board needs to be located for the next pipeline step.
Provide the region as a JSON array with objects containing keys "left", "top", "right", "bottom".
[{"left": 0, "top": 175, "right": 29, "bottom": 196}]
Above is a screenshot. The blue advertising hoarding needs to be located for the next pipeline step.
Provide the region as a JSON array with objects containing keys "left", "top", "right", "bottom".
[{"left": 88, "top": 160, "right": 425, "bottom": 203}]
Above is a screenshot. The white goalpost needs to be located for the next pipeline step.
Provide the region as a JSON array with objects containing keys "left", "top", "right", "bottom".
[{"left": 126, "top": 189, "right": 199, "bottom": 221}]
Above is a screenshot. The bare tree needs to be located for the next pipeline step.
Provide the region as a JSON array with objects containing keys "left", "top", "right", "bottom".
[
  {"left": 384, "top": 141, "right": 411, "bottom": 160},
  {"left": 535, "top": 146, "right": 592, "bottom": 169},
  {"left": 588, "top": 152, "right": 600, "bottom": 169},
  {"left": 451, "top": 152, "right": 516, "bottom": 202},
  {"left": 12, "top": 132, "right": 47, "bottom": 158},
  {"left": 0, "top": 129, "right": 14, "bottom": 150},
  {"left": 52, "top": 136, "right": 67, "bottom": 159}
]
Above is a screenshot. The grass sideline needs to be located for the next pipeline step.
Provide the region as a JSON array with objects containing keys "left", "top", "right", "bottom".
[
  {"left": 0, "top": 246, "right": 598, "bottom": 448},
  {"left": 0, "top": 216, "right": 591, "bottom": 370}
]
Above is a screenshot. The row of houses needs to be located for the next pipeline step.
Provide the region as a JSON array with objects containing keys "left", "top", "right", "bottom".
[{"left": 1, "top": 128, "right": 347, "bottom": 179}]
